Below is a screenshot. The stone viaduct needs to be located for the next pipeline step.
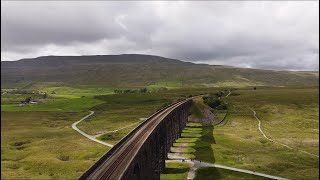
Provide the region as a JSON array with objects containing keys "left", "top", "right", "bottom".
[{"left": 79, "top": 98, "right": 193, "bottom": 180}]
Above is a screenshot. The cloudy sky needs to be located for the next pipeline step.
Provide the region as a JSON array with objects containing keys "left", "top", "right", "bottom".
[{"left": 1, "top": 1, "right": 319, "bottom": 71}]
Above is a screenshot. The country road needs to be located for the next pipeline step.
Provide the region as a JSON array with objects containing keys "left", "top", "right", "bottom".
[
  {"left": 251, "top": 109, "right": 319, "bottom": 158},
  {"left": 72, "top": 111, "right": 114, "bottom": 147}
]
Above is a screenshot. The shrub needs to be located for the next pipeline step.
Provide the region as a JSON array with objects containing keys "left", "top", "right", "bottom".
[{"left": 203, "top": 94, "right": 228, "bottom": 110}]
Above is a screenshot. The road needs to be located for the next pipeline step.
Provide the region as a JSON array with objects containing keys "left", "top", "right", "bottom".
[
  {"left": 72, "top": 111, "right": 114, "bottom": 147},
  {"left": 251, "top": 109, "right": 319, "bottom": 158}
]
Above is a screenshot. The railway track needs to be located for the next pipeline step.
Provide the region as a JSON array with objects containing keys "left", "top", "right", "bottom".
[{"left": 79, "top": 98, "right": 192, "bottom": 180}]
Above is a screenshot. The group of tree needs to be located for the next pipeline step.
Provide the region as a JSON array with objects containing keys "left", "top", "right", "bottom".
[
  {"left": 202, "top": 94, "right": 228, "bottom": 110},
  {"left": 114, "top": 88, "right": 148, "bottom": 94}
]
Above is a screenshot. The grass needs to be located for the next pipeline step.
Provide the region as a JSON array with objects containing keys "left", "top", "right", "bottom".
[
  {"left": 147, "top": 81, "right": 184, "bottom": 91},
  {"left": 1, "top": 96, "right": 104, "bottom": 112},
  {"left": 3, "top": 55, "right": 318, "bottom": 87},
  {"left": 2, "top": 85, "right": 318, "bottom": 179},
  {"left": 192, "top": 87, "right": 319, "bottom": 180},
  {"left": 42, "top": 86, "right": 133, "bottom": 99},
  {"left": 1, "top": 86, "right": 220, "bottom": 179},
  {"left": 1, "top": 93, "right": 54, "bottom": 104},
  {"left": 77, "top": 93, "right": 175, "bottom": 135},
  {"left": 1, "top": 112, "right": 109, "bottom": 179},
  {"left": 160, "top": 161, "right": 191, "bottom": 180},
  {"left": 189, "top": 98, "right": 205, "bottom": 119},
  {"left": 194, "top": 167, "right": 271, "bottom": 180},
  {"left": 76, "top": 88, "right": 216, "bottom": 136}
]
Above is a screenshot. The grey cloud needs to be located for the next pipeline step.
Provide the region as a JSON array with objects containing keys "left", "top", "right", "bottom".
[{"left": 1, "top": 1, "right": 319, "bottom": 71}]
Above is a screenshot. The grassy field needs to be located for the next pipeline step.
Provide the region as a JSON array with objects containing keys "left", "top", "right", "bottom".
[
  {"left": 190, "top": 87, "right": 319, "bottom": 180},
  {"left": 1, "top": 112, "right": 109, "bottom": 179},
  {"left": 194, "top": 167, "right": 270, "bottom": 180},
  {"left": 1, "top": 96, "right": 104, "bottom": 112},
  {"left": 1, "top": 86, "right": 219, "bottom": 179},
  {"left": 1, "top": 85, "right": 318, "bottom": 179},
  {"left": 164, "top": 123, "right": 270, "bottom": 179},
  {"left": 76, "top": 87, "right": 220, "bottom": 137},
  {"left": 161, "top": 161, "right": 191, "bottom": 180}
]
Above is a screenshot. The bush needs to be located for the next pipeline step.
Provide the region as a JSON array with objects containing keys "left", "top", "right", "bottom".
[
  {"left": 203, "top": 94, "right": 228, "bottom": 110},
  {"left": 203, "top": 96, "right": 221, "bottom": 108}
]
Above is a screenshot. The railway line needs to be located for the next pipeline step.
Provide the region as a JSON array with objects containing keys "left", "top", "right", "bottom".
[{"left": 79, "top": 98, "right": 192, "bottom": 180}]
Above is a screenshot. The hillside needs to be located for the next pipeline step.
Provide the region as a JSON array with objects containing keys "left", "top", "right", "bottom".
[{"left": 1, "top": 54, "right": 319, "bottom": 88}]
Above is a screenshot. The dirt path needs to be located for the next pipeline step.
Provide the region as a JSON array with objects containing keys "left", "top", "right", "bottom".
[
  {"left": 167, "top": 159, "right": 288, "bottom": 180},
  {"left": 72, "top": 111, "right": 114, "bottom": 147},
  {"left": 251, "top": 109, "right": 319, "bottom": 158},
  {"left": 225, "top": 90, "right": 231, "bottom": 97}
]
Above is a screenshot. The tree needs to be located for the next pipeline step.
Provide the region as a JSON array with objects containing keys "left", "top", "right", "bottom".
[
  {"left": 203, "top": 96, "right": 221, "bottom": 108},
  {"left": 207, "top": 99, "right": 221, "bottom": 109},
  {"left": 43, "top": 93, "right": 47, "bottom": 99}
]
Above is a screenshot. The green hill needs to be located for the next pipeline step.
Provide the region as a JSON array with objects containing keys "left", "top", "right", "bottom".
[{"left": 1, "top": 54, "right": 318, "bottom": 88}]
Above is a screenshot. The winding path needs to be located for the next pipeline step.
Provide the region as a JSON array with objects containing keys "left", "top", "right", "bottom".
[
  {"left": 251, "top": 109, "right": 319, "bottom": 158},
  {"left": 167, "top": 159, "right": 288, "bottom": 180},
  {"left": 225, "top": 90, "right": 231, "bottom": 97},
  {"left": 72, "top": 111, "right": 114, "bottom": 147}
]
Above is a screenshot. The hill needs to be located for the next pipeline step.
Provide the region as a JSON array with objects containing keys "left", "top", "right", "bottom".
[{"left": 1, "top": 54, "right": 319, "bottom": 88}]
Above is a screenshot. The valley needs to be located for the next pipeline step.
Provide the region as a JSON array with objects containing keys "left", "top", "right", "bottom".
[{"left": 1, "top": 55, "right": 319, "bottom": 179}]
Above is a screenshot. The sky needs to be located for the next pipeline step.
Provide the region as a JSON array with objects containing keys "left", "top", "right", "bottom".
[{"left": 1, "top": 1, "right": 319, "bottom": 71}]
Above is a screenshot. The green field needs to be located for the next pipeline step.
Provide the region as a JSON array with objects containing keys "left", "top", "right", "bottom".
[
  {"left": 1, "top": 96, "right": 104, "bottom": 112},
  {"left": 190, "top": 88, "right": 319, "bottom": 180},
  {"left": 1, "top": 112, "right": 109, "bottom": 179},
  {"left": 161, "top": 161, "right": 191, "bottom": 180},
  {"left": 1, "top": 85, "right": 319, "bottom": 179},
  {"left": 1, "top": 86, "right": 216, "bottom": 179},
  {"left": 194, "top": 167, "right": 270, "bottom": 180}
]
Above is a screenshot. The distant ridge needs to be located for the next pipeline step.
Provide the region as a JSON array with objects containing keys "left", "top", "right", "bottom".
[{"left": 1, "top": 54, "right": 318, "bottom": 87}]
